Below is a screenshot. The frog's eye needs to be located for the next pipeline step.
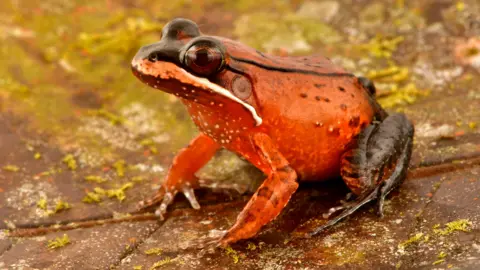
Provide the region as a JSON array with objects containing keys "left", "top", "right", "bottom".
[
  {"left": 183, "top": 43, "right": 224, "bottom": 76},
  {"left": 148, "top": 52, "right": 160, "bottom": 62}
]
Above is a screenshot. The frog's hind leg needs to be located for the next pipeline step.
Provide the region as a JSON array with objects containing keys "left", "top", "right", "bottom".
[
  {"left": 218, "top": 133, "right": 299, "bottom": 246},
  {"left": 303, "top": 113, "right": 414, "bottom": 237}
]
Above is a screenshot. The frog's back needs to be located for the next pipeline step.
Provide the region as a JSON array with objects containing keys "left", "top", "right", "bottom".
[
  {"left": 221, "top": 39, "right": 376, "bottom": 180},
  {"left": 222, "top": 38, "right": 347, "bottom": 75},
  {"left": 251, "top": 60, "right": 376, "bottom": 181}
]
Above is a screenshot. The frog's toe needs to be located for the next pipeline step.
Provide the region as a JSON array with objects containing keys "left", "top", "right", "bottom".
[
  {"left": 182, "top": 185, "right": 200, "bottom": 210},
  {"left": 153, "top": 191, "right": 175, "bottom": 220},
  {"left": 138, "top": 187, "right": 167, "bottom": 211}
]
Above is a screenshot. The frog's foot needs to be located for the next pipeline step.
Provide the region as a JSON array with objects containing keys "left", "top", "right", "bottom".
[
  {"left": 137, "top": 134, "right": 220, "bottom": 219},
  {"left": 302, "top": 113, "right": 414, "bottom": 237},
  {"left": 138, "top": 181, "right": 200, "bottom": 220},
  {"left": 321, "top": 192, "right": 355, "bottom": 219}
]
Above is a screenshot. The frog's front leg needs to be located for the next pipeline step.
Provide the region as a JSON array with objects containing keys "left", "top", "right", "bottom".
[
  {"left": 138, "top": 133, "right": 220, "bottom": 219},
  {"left": 219, "top": 133, "right": 299, "bottom": 246},
  {"left": 302, "top": 113, "right": 414, "bottom": 237}
]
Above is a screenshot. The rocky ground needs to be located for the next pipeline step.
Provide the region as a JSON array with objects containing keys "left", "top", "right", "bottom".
[{"left": 1, "top": 0, "right": 480, "bottom": 269}]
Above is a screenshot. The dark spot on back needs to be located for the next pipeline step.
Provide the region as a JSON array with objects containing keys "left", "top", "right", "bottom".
[
  {"left": 340, "top": 104, "right": 347, "bottom": 111},
  {"left": 324, "top": 97, "right": 331, "bottom": 102},
  {"left": 257, "top": 187, "right": 273, "bottom": 199},
  {"left": 300, "top": 93, "right": 308, "bottom": 98},
  {"left": 349, "top": 116, "right": 360, "bottom": 127},
  {"left": 351, "top": 93, "right": 355, "bottom": 98},
  {"left": 360, "top": 122, "right": 368, "bottom": 129},
  {"left": 256, "top": 50, "right": 267, "bottom": 58},
  {"left": 314, "top": 83, "right": 326, "bottom": 88},
  {"left": 244, "top": 213, "right": 256, "bottom": 223},
  {"left": 338, "top": 86, "right": 345, "bottom": 92}
]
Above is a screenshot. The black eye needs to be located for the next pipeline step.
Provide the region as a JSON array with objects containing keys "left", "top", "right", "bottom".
[
  {"left": 184, "top": 43, "right": 223, "bottom": 76},
  {"left": 148, "top": 52, "right": 159, "bottom": 62}
]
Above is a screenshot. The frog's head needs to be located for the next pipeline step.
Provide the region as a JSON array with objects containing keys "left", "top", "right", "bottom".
[{"left": 131, "top": 18, "right": 262, "bottom": 128}]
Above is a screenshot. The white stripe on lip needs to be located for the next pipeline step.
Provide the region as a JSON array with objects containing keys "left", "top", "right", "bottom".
[
  {"left": 179, "top": 69, "right": 262, "bottom": 126},
  {"left": 132, "top": 60, "right": 263, "bottom": 126}
]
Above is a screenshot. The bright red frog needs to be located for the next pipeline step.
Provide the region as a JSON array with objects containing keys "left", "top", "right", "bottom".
[{"left": 131, "top": 18, "right": 414, "bottom": 246}]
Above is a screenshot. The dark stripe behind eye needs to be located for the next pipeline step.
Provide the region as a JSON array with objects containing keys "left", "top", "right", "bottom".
[{"left": 230, "top": 56, "right": 355, "bottom": 78}]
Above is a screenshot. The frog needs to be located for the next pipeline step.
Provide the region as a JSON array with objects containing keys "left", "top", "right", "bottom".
[{"left": 131, "top": 18, "right": 414, "bottom": 246}]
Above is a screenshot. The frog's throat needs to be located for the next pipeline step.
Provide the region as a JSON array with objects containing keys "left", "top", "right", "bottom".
[{"left": 179, "top": 69, "right": 262, "bottom": 126}]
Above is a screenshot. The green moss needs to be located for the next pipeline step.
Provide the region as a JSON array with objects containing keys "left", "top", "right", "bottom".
[
  {"left": 367, "top": 66, "right": 409, "bottom": 82},
  {"left": 360, "top": 35, "right": 404, "bottom": 59},
  {"left": 149, "top": 257, "right": 172, "bottom": 269},
  {"left": 456, "top": 1, "right": 466, "bottom": 12},
  {"left": 144, "top": 247, "right": 163, "bottom": 255},
  {"left": 2, "top": 165, "right": 19, "bottom": 172},
  {"left": 432, "top": 259, "right": 445, "bottom": 265},
  {"left": 149, "top": 146, "right": 158, "bottom": 154},
  {"left": 0, "top": 76, "right": 29, "bottom": 94},
  {"left": 131, "top": 176, "right": 145, "bottom": 182},
  {"left": 140, "top": 138, "right": 155, "bottom": 146},
  {"left": 34, "top": 152, "right": 42, "bottom": 160},
  {"left": 54, "top": 200, "right": 71, "bottom": 212},
  {"left": 113, "top": 160, "right": 126, "bottom": 177},
  {"left": 94, "top": 187, "right": 106, "bottom": 195},
  {"left": 433, "top": 219, "right": 472, "bottom": 235},
  {"left": 105, "top": 183, "right": 134, "bottom": 201},
  {"left": 224, "top": 246, "right": 240, "bottom": 264},
  {"left": 76, "top": 17, "right": 163, "bottom": 57},
  {"left": 398, "top": 232, "right": 424, "bottom": 249},
  {"left": 438, "top": 251, "right": 447, "bottom": 259},
  {"left": 91, "top": 109, "right": 125, "bottom": 125},
  {"left": 84, "top": 175, "right": 107, "bottom": 183},
  {"left": 378, "top": 83, "right": 430, "bottom": 109},
  {"left": 247, "top": 242, "right": 257, "bottom": 251},
  {"left": 37, "top": 198, "right": 71, "bottom": 215},
  {"left": 47, "top": 234, "right": 70, "bottom": 249},
  {"left": 37, "top": 198, "right": 48, "bottom": 210},
  {"left": 82, "top": 191, "right": 103, "bottom": 203},
  {"left": 37, "top": 167, "right": 61, "bottom": 178},
  {"left": 62, "top": 154, "right": 77, "bottom": 170}
]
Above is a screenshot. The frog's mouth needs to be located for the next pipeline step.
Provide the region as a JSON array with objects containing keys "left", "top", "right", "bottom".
[{"left": 131, "top": 59, "right": 262, "bottom": 127}]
